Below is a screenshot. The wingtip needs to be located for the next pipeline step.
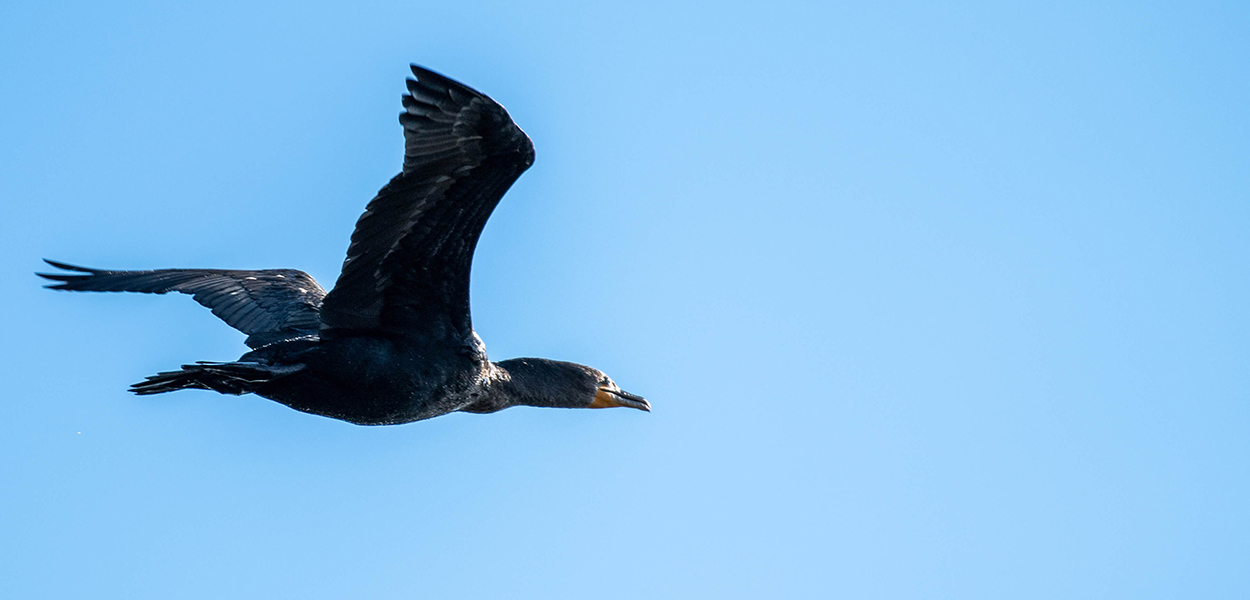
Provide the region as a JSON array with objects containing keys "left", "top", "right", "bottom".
[
  {"left": 45, "top": 259, "right": 102, "bottom": 273},
  {"left": 405, "top": 63, "right": 488, "bottom": 100},
  {"left": 409, "top": 64, "right": 442, "bottom": 83},
  {"left": 37, "top": 259, "right": 79, "bottom": 288},
  {"left": 406, "top": 64, "right": 451, "bottom": 97},
  {"left": 43, "top": 258, "right": 81, "bottom": 271},
  {"left": 37, "top": 277, "right": 71, "bottom": 290}
]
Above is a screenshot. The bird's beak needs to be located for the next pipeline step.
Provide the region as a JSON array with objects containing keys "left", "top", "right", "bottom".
[{"left": 591, "top": 387, "right": 651, "bottom": 412}]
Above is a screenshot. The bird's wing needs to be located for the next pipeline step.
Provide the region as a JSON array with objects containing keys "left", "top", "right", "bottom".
[
  {"left": 318, "top": 65, "right": 534, "bottom": 342},
  {"left": 38, "top": 260, "right": 325, "bottom": 348}
]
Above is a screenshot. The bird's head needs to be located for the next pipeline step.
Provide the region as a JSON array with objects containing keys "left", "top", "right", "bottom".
[{"left": 493, "top": 358, "right": 650, "bottom": 412}]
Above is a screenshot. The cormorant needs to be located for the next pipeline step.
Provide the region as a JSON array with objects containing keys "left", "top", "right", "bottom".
[{"left": 38, "top": 65, "right": 649, "bottom": 425}]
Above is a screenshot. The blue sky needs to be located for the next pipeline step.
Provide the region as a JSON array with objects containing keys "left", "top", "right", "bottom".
[{"left": 2, "top": 1, "right": 1248, "bottom": 598}]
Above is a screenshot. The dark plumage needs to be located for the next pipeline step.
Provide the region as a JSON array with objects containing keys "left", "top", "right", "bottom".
[{"left": 38, "top": 65, "right": 648, "bottom": 425}]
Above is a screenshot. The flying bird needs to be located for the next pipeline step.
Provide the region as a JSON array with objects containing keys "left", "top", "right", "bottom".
[{"left": 39, "top": 64, "right": 648, "bottom": 425}]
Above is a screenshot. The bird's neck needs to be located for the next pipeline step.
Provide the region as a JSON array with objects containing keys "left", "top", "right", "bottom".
[
  {"left": 479, "top": 359, "right": 586, "bottom": 410},
  {"left": 486, "top": 362, "right": 549, "bottom": 409}
]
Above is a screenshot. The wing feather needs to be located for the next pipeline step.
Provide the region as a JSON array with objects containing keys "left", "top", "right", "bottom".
[
  {"left": 38, "top": 260, "right": 326, "bottom": 348},
  {"left": 319, "top": 65, "right": 534, "bottom": 341}
]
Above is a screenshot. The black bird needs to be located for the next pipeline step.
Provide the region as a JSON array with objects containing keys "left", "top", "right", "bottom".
[{"left": 39, "top": 65, "right": 648, "bottom": 425}]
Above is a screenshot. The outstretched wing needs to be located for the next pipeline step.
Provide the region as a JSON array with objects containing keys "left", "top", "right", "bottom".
[
  {"left": 319, "top": 65, "right": 534, "bottom": 342},
  {"left": 38, "top": 260, "right": 325, "bottom": 348}
]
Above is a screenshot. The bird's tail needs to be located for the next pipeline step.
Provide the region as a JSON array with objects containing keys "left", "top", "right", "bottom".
[{"left": 131, "top": 361, "right": 302, "bottom": 396}]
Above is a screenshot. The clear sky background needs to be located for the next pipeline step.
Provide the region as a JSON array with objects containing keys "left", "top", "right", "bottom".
[{"left": 2, "top": 1, "right": 1248, "bottom": 598}]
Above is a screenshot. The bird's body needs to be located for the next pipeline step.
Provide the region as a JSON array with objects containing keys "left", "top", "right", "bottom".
[
  {"left": 239, "top": 335, "right": 488, "bottom": 425},
  {"left": 39, "top": 65, "right": 648, "bottom": 425}
]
